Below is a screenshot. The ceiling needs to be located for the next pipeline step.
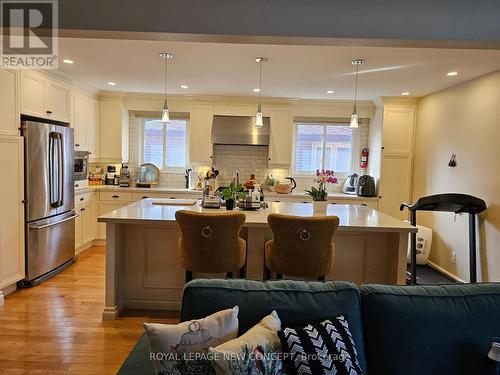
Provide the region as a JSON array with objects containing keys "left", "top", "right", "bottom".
[{"left": 58, "top": 38, "right": 500, "bottom": 100}]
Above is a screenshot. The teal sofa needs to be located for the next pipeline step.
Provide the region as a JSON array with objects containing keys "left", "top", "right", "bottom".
[{"left": 118, "top": 279, "right": 500, "bottom": 374}]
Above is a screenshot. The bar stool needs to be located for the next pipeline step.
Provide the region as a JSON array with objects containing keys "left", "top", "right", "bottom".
[
  {"left": 265, "top": 214, "right": 339, "bottom": 281},
  {"left": 175, "top": 210, "right": 247, "bottom": 283}
]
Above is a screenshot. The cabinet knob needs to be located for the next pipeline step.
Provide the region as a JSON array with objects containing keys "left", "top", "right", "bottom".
[
  {"left": 80, "top": 197, "right": 84, "bottom": 201},
  {"left": 112, "top": 195, "right": 119, "bottom": 198},
  {"left": 210, "top": 156, "right": 213, "bottom": 159},
  {"left": 268, "top": 158, "right": 271, "bottom": 161}
]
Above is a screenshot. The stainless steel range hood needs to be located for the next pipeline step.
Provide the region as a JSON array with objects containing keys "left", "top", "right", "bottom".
[{"left": 211, "top": 115, "right": 270, "bottom": 146}]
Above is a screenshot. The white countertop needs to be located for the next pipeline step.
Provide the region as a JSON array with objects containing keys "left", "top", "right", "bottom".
[
  {"left": 77, "top": 185, "right": 377, "bottom": 201},
  {"left": 98, "top": 199, "right": 415, "bottom": 233}
]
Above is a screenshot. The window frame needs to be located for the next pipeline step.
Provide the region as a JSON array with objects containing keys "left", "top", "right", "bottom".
[
  {"left": 139, "top": 117, "right": 189, "bottom": 173},
  {"left": 291, "top": 121, "right": 360, "bottom": 178}
]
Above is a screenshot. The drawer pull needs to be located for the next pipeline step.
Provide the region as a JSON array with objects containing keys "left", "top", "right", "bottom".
[
  {"left": 46, "top": 110, "right": 52, "bottom": 115},
  {"left": 75, "top": 144, "right": 80, "bottom": 147},
  {"left": 142, "top": 196, "right": 148, "bottom": 199},
  {"left": 75, "top": 184, "right": 79, "bottom": 187},
  {"left": 169, "top": 197, "right": 176, "bottom": 199},
  {"left": 80, "top": 197, "right": 84, "bottom": 201},
  {"left": 112, "top": 195, "right": 119, "bottom": 198},
  {"left": 80, "top": 208, "right": 86, "bottom": 212}
]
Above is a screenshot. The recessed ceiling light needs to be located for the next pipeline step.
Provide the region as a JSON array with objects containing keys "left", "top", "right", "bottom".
[
  {"left": 447, "top": 71, "right": 458, "bottom": 76},
  {"left": 401, "top": 92, "right": 410, "bottom": 96},
  {"left": 326, "top": 90, "right": 334, "bottom": 94},
  {"left": 253, "top": 88, "right": 260, "bottom": 92},
  {"left": 107, "top": 81, "right": 116, "bottom": 86},
  {"left": 180, "top": 85, "right": 188, "bottom": 89},
  {"left": 63, "top": 59, "right": 74, "bottom": 64}
]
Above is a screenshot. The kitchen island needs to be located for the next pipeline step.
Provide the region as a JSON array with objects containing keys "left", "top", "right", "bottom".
[{"left": 98, "top": 199, "right": 416, "bottom": 320}]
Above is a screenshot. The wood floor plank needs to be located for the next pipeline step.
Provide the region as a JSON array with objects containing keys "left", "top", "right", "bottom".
[{"left": 0, "top": 246, "right": 180, "bottom": 375}]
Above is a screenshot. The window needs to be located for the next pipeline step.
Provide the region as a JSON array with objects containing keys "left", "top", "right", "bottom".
[
  {"left": 142, "top": 118, "right": 187, "bottom": 169},
  {"left": 293, "top": 122, "right": 356, "bottom": 174}
]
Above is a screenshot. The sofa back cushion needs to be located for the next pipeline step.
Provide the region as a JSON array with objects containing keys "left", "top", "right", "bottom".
[
  {"left": 361, "top": 283, "right": 500, "bottom": 375},
  {"left": 181, "top": 279, "right": 366, "bottom": 372}
]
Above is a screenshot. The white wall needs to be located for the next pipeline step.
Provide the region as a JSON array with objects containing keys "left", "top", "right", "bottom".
[{"left": 413, "top": 70, "right": 500, "bottom": 282}]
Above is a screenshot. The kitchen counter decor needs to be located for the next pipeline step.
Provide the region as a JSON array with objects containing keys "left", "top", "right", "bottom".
[{"left": 306, "top": 169, "right": 338, "bottom": 214}]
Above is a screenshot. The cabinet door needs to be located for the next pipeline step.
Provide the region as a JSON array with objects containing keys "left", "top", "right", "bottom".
[
  {"left": 269, "top": 108, "right": 293, "bottom": 166},
  {"left": 99, "top": 99, "right": 127, "bottom": 162},
  {"left": 0, "top": 136, "right": 24, "bottom": 289},
  {"left": 72, "top": 92, "right": 87, "bottom": 150},
  {"left": 79, "top": 201, "right": 96, "bottom": 245},
  {"left": 189, "top": 105, "right": 213, "bottom": 164},
  {"left": 98, "top": 201, "right": 130, "bottom": 239},
  {"left": 21, "top": 71, "right": 46, "bottom": 118},
  {"left": 0, "top": 69, "right": 19, "bottom": 136},
  {"left": 75, "top": 208, "right": 82, "bottom": 250},
  {"left": 46, "top": 80, "right": 71, "bottom": 122},
  {"left": 87, "top": 98, "right": 99, "bottom": 158}
]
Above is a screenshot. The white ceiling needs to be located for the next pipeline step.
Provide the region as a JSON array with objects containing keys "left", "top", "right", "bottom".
[{"left": 58, "top": 38, "right": 500, "bottom": 100}]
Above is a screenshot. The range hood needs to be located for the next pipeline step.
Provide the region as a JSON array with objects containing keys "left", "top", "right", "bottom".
[{"left": 211, "top": 115, "right": 270, "bottom": 146}]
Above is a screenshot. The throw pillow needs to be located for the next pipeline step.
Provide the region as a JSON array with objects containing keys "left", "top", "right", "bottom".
[
  {"left": 209, "top": 310, "right": 286, "bottom": 375},
  {"left": 144, "top": 306, "right": 239, "bottom": 375},
  {"left": 278, "top": 315, "right": 363, "bottom": 375}
]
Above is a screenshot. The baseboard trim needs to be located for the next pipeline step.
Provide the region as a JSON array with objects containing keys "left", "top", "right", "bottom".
[
  {"left": 426, "top": 260, "right": 466, "bottom": 283},
  {"left": 0, "top": 291, "right": 4, "bottom": 307},
  {"left": 124, "top": 298, "right": 182, "bottom": 311}
]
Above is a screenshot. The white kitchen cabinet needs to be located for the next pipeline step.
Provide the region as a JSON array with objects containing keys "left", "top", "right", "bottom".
[
  {"left": 269, "top": 107, "right": 293, "bottom": 166},
  {"left": 99, "top": 96, "right": 128, "bottom": 162},
  {"left": 0, "top": 69, "right": 19, "bottom": 136},
  {"left": 189, "top": 105, "right": 213, "bottom": 165},
  {"left": 72, "top": 92, "right": 100, "bottom": 157},
  {"left": 74, "top": 192, "right": 98, "bottom": 254},
  {"left": 20, "top": 71, "right": 71, "bottom": 123},
  {"left": 378, "top": 100, "right": 417, "bottom": 220},
  {"left": 0, "top": 136, "right": 24, "bottom": 290}
]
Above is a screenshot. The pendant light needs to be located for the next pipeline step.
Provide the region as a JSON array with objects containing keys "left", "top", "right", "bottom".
[
  {"left": 254, "top": 57, "right": 268, "bottom": 128},
  {"left": 350, "top": 59, "right": 364, "bottom": 129},
  {"left": 160, "top": 52, "right": 173, "bottom": 124}
]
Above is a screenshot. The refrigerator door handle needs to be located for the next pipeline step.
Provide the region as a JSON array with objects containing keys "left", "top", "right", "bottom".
[
  {"left": 49, "top": 132, "right": 63, "bottom": 208},
  {"left": 58, "top": 134, "right": 64, "bottom": 207},
  {"left": 29, "top": 214, "right": 78, "bottom": 230}
]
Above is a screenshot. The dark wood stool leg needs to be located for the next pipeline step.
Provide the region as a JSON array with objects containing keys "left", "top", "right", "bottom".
[
  {"left": 226, "top": 272, "right": 233, "bottom": 279},
  {"left": 265, "top": 267, "right": 271, "bottom": 281},
  {"left": 185, "top": 270, "right": 193, "bottom": 283},
  {"left": 239, "top": 266, "right": 246, "bottom": 278},
  {"left": 276, "top": 273, "right": 283, "bottom": 280},
  {"left": 318, "top": 276, "right": 326, "bottom": 282}
]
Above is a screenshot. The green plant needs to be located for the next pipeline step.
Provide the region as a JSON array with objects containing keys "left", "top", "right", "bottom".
[
  {"left": 265, "top": 175, "right": 280, "bottom": 187},
  {"left": 221, "top": 183, "right": 245, "bottom": 201},
  {"left": 305, "top": 185, "right": 328, "bottom": 201}
]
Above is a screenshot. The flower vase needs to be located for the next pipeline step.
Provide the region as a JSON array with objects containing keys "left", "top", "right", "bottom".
[{"left": 313, "top": 200, "right": 328, "bottom": 214}]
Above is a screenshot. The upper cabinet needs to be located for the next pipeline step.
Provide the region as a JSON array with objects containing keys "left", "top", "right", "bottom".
[
  {"left": 20, "top": 71, "right": 71, "bottom": 123},
  {"left": 189, "top": 105, "right": 214, "bottom": 165},
  {"left": 99, "top": 95, "right": 128, "bottom": 162},
  {"left": 0, "top": 69, "right": 19, "bottom": 136},
  {"left": 269, "top": 107, "right": 293, "bottom": 166},
  {"left": 72, "top": 91, "right": 100, "bottom": 159}
]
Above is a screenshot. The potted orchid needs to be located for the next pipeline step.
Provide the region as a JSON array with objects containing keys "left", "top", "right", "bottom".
[{"left": 305, "top": 169, "right": 338, "bottom": 214}]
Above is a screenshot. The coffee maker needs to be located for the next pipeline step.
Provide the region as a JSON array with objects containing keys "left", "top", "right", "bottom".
[
  {"left": 105, "top": 165, "right": 116, "bottom": 185},
  {"left": 119, "top": 164, "right": 131, "bottom": 187}
]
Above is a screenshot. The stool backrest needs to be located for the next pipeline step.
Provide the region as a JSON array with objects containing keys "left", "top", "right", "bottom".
[
  {"left": 267, "top": 213, "right": 340, "bottom": 277},
  {"left": 175, "top": 210, "right": 246, "bottom": 273}
]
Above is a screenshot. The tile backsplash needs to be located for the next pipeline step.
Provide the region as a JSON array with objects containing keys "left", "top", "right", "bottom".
[{"left": 89, "top": 112, "right": 369, "bottom": 192}]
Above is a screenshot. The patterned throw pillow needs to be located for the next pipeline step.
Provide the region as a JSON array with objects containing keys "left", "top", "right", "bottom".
[
  {"left": 144, "top": 306, "right": 239, "bottom": 375},
  {"left": 277, "top": 315, "right": 363, "bottom": 375},
  {"left": 209, "top": 311, "right": 286, "bottom": 375}
]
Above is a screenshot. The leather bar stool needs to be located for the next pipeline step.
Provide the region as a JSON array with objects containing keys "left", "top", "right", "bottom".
[
  {"left": 175, "top": 210, "right": 247, "bottom": 283},
  {"left": 265, "top": 213, "right": 339, "bottom": 281}
]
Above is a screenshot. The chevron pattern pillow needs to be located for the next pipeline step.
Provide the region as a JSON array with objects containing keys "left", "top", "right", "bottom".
[{"left": 277, "top": 315, "right": 363, "bottom": 375}]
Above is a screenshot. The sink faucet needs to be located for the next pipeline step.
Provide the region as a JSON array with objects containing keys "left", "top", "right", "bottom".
[{"left": 232, "top": 170, "right": 240, "bottom": 186}]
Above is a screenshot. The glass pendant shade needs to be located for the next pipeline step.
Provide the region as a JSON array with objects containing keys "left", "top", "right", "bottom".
[
  {"left": 161, "top": 101, "right": 170, "bottom": 124},
  {"left": 350, "top": 104, "right": 358, "bottom": 129},
  {"left": 255, "top": 105, "right": 263, "bottom": 128}
]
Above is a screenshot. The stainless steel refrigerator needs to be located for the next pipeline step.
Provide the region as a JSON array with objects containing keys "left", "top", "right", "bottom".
[{"left": 20, "top": 119, "right": 76, "bottom": 286}]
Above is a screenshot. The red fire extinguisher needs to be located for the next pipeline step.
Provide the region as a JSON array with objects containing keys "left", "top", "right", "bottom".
[{"left": 360, "top": 148, "right": 369, "bottom": 169}]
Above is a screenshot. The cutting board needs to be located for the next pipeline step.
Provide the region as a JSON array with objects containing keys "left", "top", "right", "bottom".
[{"left": 151, "top": 199, "right": 197, "bottom": 206}]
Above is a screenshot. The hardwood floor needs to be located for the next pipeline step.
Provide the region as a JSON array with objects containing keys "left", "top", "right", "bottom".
[{"left": 0, "top": 246, "right": 180, "bottom": 375}]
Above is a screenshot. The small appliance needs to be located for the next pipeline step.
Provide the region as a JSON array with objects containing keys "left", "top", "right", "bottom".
[
  {"left": 274, "top": 177, "right": 296, "bottom": 194},
  {"left": 356, "top": 175, "right": 376, "bottom": 197},
  {"left": 105, "top": 165, "right": 116, "bottom": 185},
  {"left": 343, "top": 174, "right": 359, "bottom": 195},
  {"left": 119, "top": 164, "right": 131, "bottom": 187},
  {"left": 74, "top": 151, "right": 89, "bottom": 181}
]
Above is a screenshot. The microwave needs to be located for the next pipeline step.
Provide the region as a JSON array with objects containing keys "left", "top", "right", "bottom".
[{"left": 74, "top": 151, "right": 89, "bottom": 181}]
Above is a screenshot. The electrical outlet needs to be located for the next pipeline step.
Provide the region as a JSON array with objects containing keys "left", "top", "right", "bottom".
[{"left": 450, "top": 251, "right": 457, "bottom": 264}]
